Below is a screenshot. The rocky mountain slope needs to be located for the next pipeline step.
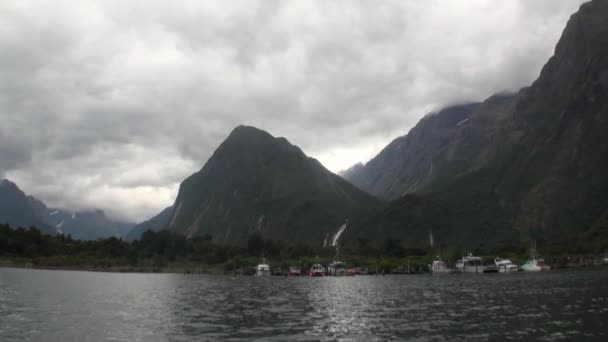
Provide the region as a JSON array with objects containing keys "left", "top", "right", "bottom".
[
  {"left": 0, "top": 179, "right": 133, "bottom": 240},
  {"left": 125, "top": 206, "right": 173, "bottom": 241},
  {"left": 0, "top": 179, "right": 56, "bottom": 235},
  {"left": 341, "top": 102, "right": 481, "bottom": 199},
  {"left": 344, "top": 0, "right": 608, "bottom": 248},
  {"left": 44, "top": 208, "right": 133, "bottom": 240},
  {"left": 164, "top": 125, "right": 381, "bottom": 245}
]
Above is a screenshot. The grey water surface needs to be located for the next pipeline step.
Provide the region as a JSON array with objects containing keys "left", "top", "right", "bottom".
[{"left": 1, "top": 267, "right": 608, "bottom": 341}]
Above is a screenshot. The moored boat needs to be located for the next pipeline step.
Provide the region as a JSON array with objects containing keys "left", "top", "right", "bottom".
[
  {"left": 521, "top": 243, "right": 551, "bottom": 272},
  {"left": 255, "top": 258, "right": 271, "bottom": 276},
  {"left": 494, "top": 257, "right": 519, "bottom": 272},
  {"left": 288, "top": 266, "right": 302, "bottom": 276},
  {"left": 456, "top": 253, "right": 499, "bottom": 273},
  {"left": 520, "top": 257, "right": 551, "bottom": 272},
  {"left": 327, "top": 261, "right": 347, "bottom": 276},
  {"left": 309, "top": 264, "right": 326, "bottom": 277},
  {"left": 430, "top": 258, "right": 456, "bottom": 274}
]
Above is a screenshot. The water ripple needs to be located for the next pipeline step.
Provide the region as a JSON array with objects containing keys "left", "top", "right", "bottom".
[{"left": 1, "top": 269, "right": 608, "bottom": 341}]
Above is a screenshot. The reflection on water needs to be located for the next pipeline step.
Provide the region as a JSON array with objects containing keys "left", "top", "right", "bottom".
[{"left": 1, "top": 268, "right": 608, "bottom": 341}]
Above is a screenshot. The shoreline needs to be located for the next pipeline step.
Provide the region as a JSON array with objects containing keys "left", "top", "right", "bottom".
[
  {"left": 0, "top": 260, "right": 226, "bottom": 275},
  {"left": 2, "top": 259, "right": 606, "bottom": 275}
]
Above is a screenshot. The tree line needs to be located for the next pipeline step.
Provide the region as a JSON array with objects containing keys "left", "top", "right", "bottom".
[{"left": 1, "top": 224, "right": 605, "bottom": 272}]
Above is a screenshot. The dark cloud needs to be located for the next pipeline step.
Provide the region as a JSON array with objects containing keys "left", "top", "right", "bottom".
[{"left": 0, "top": 0, "right": 587, "bottom": 221}]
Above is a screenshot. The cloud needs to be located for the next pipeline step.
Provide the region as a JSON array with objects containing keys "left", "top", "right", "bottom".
[{"left": 0, "top": 0, "right": 588, "bottom": 221}]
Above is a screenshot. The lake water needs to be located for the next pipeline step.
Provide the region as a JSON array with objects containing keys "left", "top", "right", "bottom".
[{"left": 1, "top": 268, "right": 608, "bottom": 341}]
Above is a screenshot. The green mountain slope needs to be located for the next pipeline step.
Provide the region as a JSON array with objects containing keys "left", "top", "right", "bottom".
[{"left": 166, "top": 126, "right": 381, "bottom": 245}]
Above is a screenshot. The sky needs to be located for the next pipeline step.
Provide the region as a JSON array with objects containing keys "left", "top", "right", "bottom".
[{"left": 0, "top": 0, "right": 588, "bottom": 222}]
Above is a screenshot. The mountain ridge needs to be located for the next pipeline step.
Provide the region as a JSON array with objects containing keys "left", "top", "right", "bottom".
[
  {"left": 342, "top": 0, "right": 608, "bottom": 249},
  {"left": 164, "top": 125, "right": 381, "bottom": 245},
  {"left": 0, "top": 179, "right": 134, "bottom": 240}
]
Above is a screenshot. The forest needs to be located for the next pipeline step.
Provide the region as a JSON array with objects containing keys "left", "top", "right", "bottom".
[{"left": 0, "top": 224, "right": 604, "bottom": 274}]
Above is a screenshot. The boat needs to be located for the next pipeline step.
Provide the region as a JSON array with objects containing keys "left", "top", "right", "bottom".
[
  {"left": 309, "top": 264, "right": 326, "bottom": 277},
  {"left": 430, "top": 257, "right": 456, "bottom": 274},
  {"left": 327, "top": 261, "right": 347, "bottom": 276},
  {"left": 255, "top": 258, "right": 271, "bottom": 276},
  {"left": 494, "top": 257, "right": 519, "bottom": 272},
  {"left": 456, "top": 253, "right": 499, "bottom": 273},
  {"left": 521, "top": 244, "right": 551, "bottom": 272},
  {"left": 520, "top": 257, "right": 551, "bottom": 272},
  {"left": 287, "top": 266, "right": 302, "bottom": 276}
]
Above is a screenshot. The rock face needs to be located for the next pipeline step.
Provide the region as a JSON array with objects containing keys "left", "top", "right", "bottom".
[
  {"left": 126, "top": 206, "right": 173, "bottom": 241},
  {"left": 344, "top": 0, "right": 608, "bottom": 247},
  {"left": 342, "top": 102, "right": 481, "bottom": 199},
  {"left": 0, "top": 179, "right": 134, "bottom": 239},
  {"left": 0, "top": 179, "right": 56, "bottom": 235},
  {"left": 165, "top": 125, "right": 380, "bottom": 245},
  {"left": 44, "top": 208, "right": 134, "bottom": 241}
]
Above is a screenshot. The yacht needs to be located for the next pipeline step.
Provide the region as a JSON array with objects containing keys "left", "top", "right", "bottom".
[
  {"left": 520, "top": 257, "right": 551, "bottom": 272},
  {"left": 255, "top": 258, "right": 271, "bottom": 276},
  {"left": 456, "top": 253, "right": 499, "bottom": 273},
  {"left": 309, "top": 264, "right": 326, "bottom": 277},
  {"left": 494, "top": 257, "right": 519, "bottom": 272},
  {"left": 521, "top": 244, "right": 550, "bottom": 272},
  {"left": 430, "top": 257, "right": 456, "bottom": 274},
  {"left": 327, "top": 261, "right": 347, "bottom": 276}
]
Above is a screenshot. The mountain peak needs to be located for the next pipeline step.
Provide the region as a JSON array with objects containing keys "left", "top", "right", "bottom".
[
  {"left": 226, "top": 125, "right": 275, "bottom": 142},
  {"left": 0, "top": 179, "right": 24, "bottom": 194},
  {"left": 213, "top": 125, "right": 304, "bottom": 163},
  {"left": 167, "top": 125, "right": 379, "bottom": 244}
]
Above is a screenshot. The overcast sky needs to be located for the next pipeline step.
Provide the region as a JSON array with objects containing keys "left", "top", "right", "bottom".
[{"left": 0, "top": 0, "right": 587, "bottom": 222}]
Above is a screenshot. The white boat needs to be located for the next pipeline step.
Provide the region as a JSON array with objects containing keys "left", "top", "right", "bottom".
[
  {"left": 255, "top": 258, "right": 271, "bottom": 276},
  {"left": 309, "top": 264, "right": 326, "bottom": 277},
  {"left": 456, "top": 253, "right": 499, "bottom": 273},
  {"left": 520, "top": 257, "right": 550, "bottom": 272},
  {"left": 327, "top": 261, "right": 347, "bottom": 276},
  {"left": 430, "top": 258, "right": 456, "bottom": 274},
  {"left": 494, "top": 257, "right": 519, "bottom": 272},
  {"left": 521, "top": 244, "right": 550, "bottom": 272}
]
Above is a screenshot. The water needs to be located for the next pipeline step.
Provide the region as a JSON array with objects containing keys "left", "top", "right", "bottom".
[{"left": 1, "top": 268, "right": 608, "bottom": 341}]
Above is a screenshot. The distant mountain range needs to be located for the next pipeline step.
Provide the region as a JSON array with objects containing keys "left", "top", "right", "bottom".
[{"left": 0, "top": 179, "right": 134, "bottom": 240}]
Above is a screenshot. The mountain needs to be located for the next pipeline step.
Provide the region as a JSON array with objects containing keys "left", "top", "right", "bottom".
[
  {"left": 0, "top": 179, "right": 134, "bottom": 240},
  {"left": 165, "top": 125, "right": 381, "bottom": 245},
  {"left": 126, "top": 206, "right": 173, "bottom": 241},
  {"left": 342, "top": 102, "right": 481, "bottom": 199},
  {"left": 44, "top": 208, "right": 134, "bottom": 240},
  {"left": 344, "top": 0, "right": 608, "bottom": 249},
  {"left": 0, "top": 179, "right": 57, "bottom": 235}
]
